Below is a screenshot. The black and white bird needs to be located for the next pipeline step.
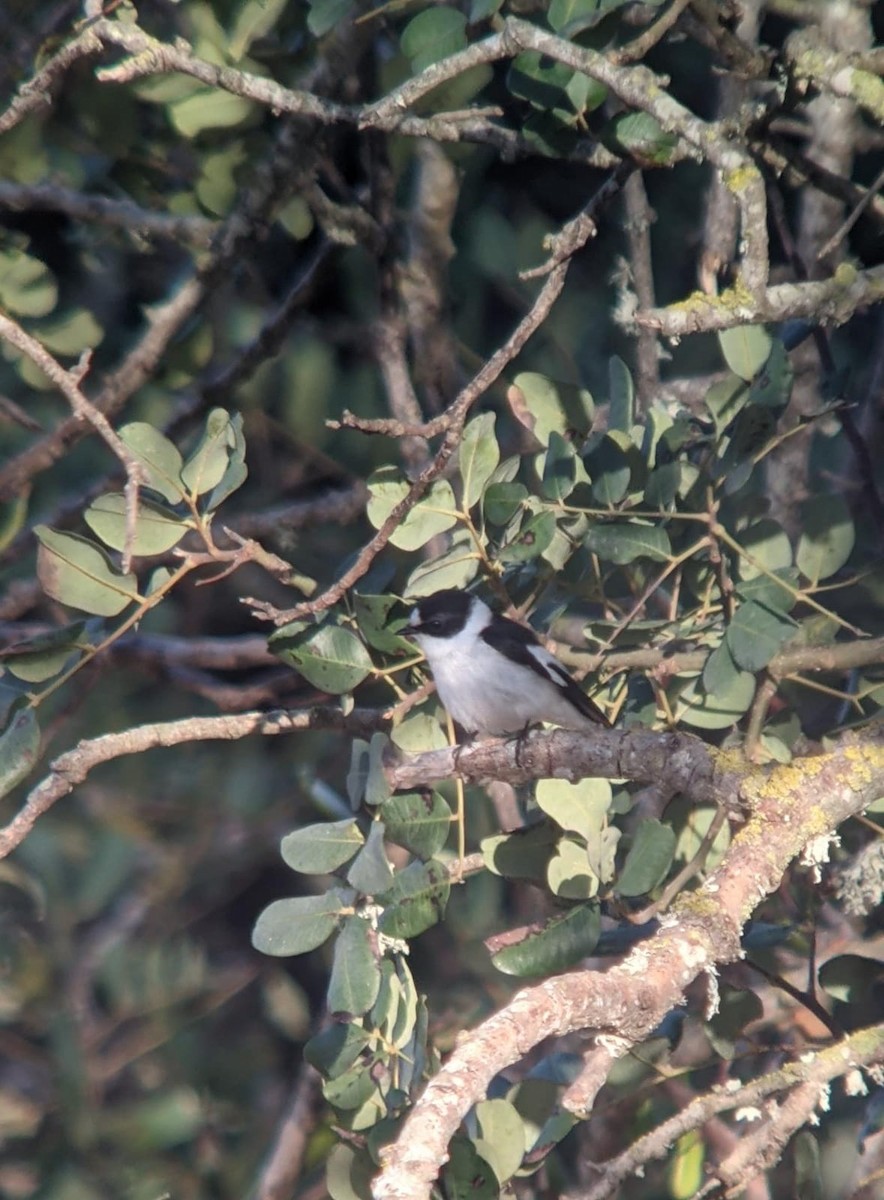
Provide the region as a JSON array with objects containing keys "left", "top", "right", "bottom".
[{"left": 406, "top": 589, "right": 609, "bottom": 736}]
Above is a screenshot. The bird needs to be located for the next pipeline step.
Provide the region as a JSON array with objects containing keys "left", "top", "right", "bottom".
[{"left": 406, "top": 589, "right": 609, "bottom": 736}]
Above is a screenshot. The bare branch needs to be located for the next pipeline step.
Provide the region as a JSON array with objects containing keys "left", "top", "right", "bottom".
[{"left": 0, "top": 706, "right": 389, "bottom": 860}]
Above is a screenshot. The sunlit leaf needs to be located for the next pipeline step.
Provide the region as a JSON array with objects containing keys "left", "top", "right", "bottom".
[
  {"left": 84, "top": 494, "right": 188, "bottom": 556},
  {"left": 328, "top": 918, "right": 381, "bottom": 1017},
  {"left": 616, "top": 820, "right": 676, "bottom": 897},
  {"left": 796, "top": 496, "right": 855, "bottom": 583},
  {"left": 382, "top": 791, "right": 451, "bottom": 859},
  {"left": 118, "top": 423, "right": 186, "bottom": 504},
  {"left": 491, "top": 902, "right": 601, "bottom": 977},
  {"left": 367, "top": 467, "right": 458, "bottom": 551},
  {"left": 717, "top": 325, "right": 772, "bottom": 382},
  {"left": 271, "top": 623, "right": 373, "bottom": 694},
  {"left": 378, "top": 860, "right": 450, "bottom": 939},
  {"left": 251, "top": 889, "right": 352, "bottom": 956},
  {"left": 458, "top": 412, "right": 500, "bottom": 511}
]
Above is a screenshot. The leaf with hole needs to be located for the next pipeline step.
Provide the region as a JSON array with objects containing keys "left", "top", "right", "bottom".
[
  {"left": 382, "top": 791, "right": 450, "bottom": 859},
  {"left": 378, "top": 860, "right": 449, "bottom": 939}
]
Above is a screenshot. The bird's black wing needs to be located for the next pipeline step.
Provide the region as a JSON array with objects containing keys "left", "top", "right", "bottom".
[{"left": 480, "top": 616, "right": 610, "bottom": 727}]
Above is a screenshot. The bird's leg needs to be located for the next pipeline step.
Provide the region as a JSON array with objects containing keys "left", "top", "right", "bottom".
[{"left": 513, "top": 722, "right": 535, "bottom": 769}]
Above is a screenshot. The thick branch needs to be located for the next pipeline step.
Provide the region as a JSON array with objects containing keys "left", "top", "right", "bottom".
[{"left": 373, "top": 732, "right": 884, "bottom": 1199}]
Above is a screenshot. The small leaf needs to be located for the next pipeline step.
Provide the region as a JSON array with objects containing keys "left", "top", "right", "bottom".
[
  {"left": 403, "top": 530, "right": 479, "bottom": 597},
  {"left": 725, "top": 600, "right": 796, "bottom": 672},
  {"left": 328, "top": 918, "right": 381, "bottom": 1017},
  {"left": 535, "top": 777, "right": 612, "bottom": 841},
  {"left": 458, "top": 412, "right": 500, "bottom": 511},
  {"left": 169, "top": 88, "right": 255, "bottom": 137},
  {"left": 2, "top": 622, "right": 88, "bottom": 683},
  {"left": 400, "top": 8, "right": 467, "bottom": 72},
  {"left": 484, "top": 481, "right": 527, "bottom": 527},
  {"left": 0, "top": 707, "right": 40, "bottom": 800},
  {"left": 304, "top": 1023, "right": 371, "bottom": 1079},
  {"left": 181, "top": 409, "right": 233, "bottom": 497},
  {"left": 491, "top": 902, "right": 600, "bottom": 977},
  {"left": 118, "top": 423, "right": 186, "bottom": 504},
  {"left": 382, "top": 791, "right": 451, "bottom": 859},
  {"left": 541, "top": 431, "right": 580, "bottom": 502},
  {"left": 482, "top": 822, "right": 559, "bottom": 882},
  {"left": 307, "top": 0, "right": 354, "bottom": 37},
  {"left": 796, "top": 496, "right": 855, "bottom": 584},
  {"left": 499, "top": 510, "right": 556, "bottom": 562},
  {"left": 548, "top": 839, "right": 599, "bottom": 900},
  {"left": 367, "top": 468, "right": 458, "bottom": 551},
  {"left": 251, "top": 890, "right": 351, "bottom": 956},
  {"left": 749, "top": 339, "right": 793, "bottom": 411},
  {"left": 509, "top": 372, "right": 594, "bottom": 447},
  {"left": 271, "top": 623, "right": 373, "bottom": 694},
  {"left": 35, "top": 526, "right": 140, "bottom": 616},
  {"left": 585, "top": 434, "right": 631, "bottom": 506},
  {"left": 706, "top": 374, "right": 749, "bottom": 434},
  {"left": 616, "top": 820, "right": 676, "bottom": 897},
  {"left": 280, "top": 819, "right": 364, "bottom": 875},
  {"left": 443, "top": 1138, "right": 498, "bottom": 1200},
  {"left": 205, "top": 411, "right": 248, "bottom": 510},
  {"left": 378, "top": 860, "right": 450, "bottom": 939},
  {"left": 0, "top": 246, "right": 57, "bottom": 317},
  {"left": 585, "top": 522, "right": 671, "bottom": 564},
  {"left": 84, "top": 494, "right": 188, "bottom": 556},
  {"left": 718, "top": 325, "right": 772, "bottom": 382},
  {"left": 674, "top": 671, "right": 755, "bottom": 730},
  {"left": 474, "top": 1099, "right": 526, "bottom": 1185},
  {"left": 346, "top": 821, "right": 394, "bottom": 895},
  {"left": 604, "top": 113, "right": 678, "bottom": 166}
]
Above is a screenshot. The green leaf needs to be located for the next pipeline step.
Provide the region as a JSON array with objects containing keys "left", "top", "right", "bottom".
[
  {"left": 389, "top": 715, "right": 449, "bottom": 754},
  {"left": 326, "top": 1143, "right": 374, "bottom": 1200},
  {"left": 400, "top": 8, "right": 467, "bottom": 73},
  {"left": 491, "top": 902, "right": 600, "bottom": 977},
  {"left": 706, "top": 374, "right": 750, "bottom": 434},
  {"left": 364, "top": 732, "right": 392, "bottom": 808},
  {"left": 367, "top": 468, "right": 458, "bottom": 551},
  {"left": 796, "top": 496, "right": 855, "bottom": 584},
  {"left": 793, "top": 1133, "right": 823, "bottom": 1200},
  {"left": 499, "top": 510, "right": 556, "bottom": 562},
  {"left": 251, "top": 889, "right": 352, "bottom": 956},
  {"left": 0, "top": 246, "right": 57, "bottom": 317},
  {"left": 701, "top": 640, "right": 746, "bottom": 695},
  {"left": 541, "top": 431, "right": 580, "bottom": 502},
  {"left": 35, "top": 308, "right": 103, "bottom": 355},
  {"left": 474, "top": 1099, "right": 526, "bottom": 1185},
  {"left": 725, "top": 600, "right": 796, "bottom": 672},
  {"left": 509, "top": 372, "right": 594, "bottom": 447},
  {"left": 307, "top": 0, "right": 354, "bottom": 37},
  {"left": 443, "top": 1138, "right": 498, "bottom": 1200},
  {"left": 0, "top": 707, "right": 40, "bottom": 800},
  {"left": 605, "top": 112, "right": 678, "bottom": 166},
  {"left": 84, "top": 494, "right": 188, "bottom": 556},
  {"left": 35, "top": 526, "right": 140, "bottom": 616},
  {"left": 585, "top": 434, "right": 631, "bottom": 506},
  {"left": 228, "top": 0, "right": 289, "bottom": 59},
  {"left": 737, "top": 519, "right": 792, "bottom": 577},
  {"left": 328, "top": 918, "right": 381, "bottom": 1017},
  {"left": 206, "top": 411, "right": 248, "bottom": 510},
  {"left": 818, "top": 954, "right": 882, "bottom": 1004},
  {"left": 674, "top": 670, "right": 755, "bottom": 730},
  {"left": 378, "top": 860, "right": 450, "bottom": 939},
  {"left": 382, "top": 791, "right": 451, "bottom": 859},
  {"left": 749, "top": 339, "right": 793, "bottom": 411},
  {"left": 484, "top": 481, "right": 528, "bottom": 526},
  {"left": 169, "top": 88, "right": 255, "bottom": 138},
  {"left": 585, "top": 522, "right": 671, "bottom": 564},
  {"left": 616, "top": 820, "right": 676, "bottom": 897},
  {"left": 118, "top": 423, "right": 186, "bottom": 504},
  {"left": 482, "top": 822, "right": 559, "bottom": 882},
  {"left": 717, "top": 325, "right": 772, "bottom": 382},
  {"left": 458, "top": 412, "right": 500, "bottom": 511},
  {"left": 403, "top": 529, "right": 479, "bottom": 598},
  {"left": 354, "top": 594, "right": 410, "bottom": 655},
  {"left": 280, "top": 819, "right": 364, "bottom": 875},
  {"left": 322, "top": 1063, "right": 377, "bottom": 1112},
  {"left": 304, "top": 1023, "right": 371, "bottom": 1079},
  {"left": 346, "top": 821, "right": 394, "bottom": 895},
  {"left": 2, "top": 622, "right": 88, "bottom": 683},
  {"left": 535, "top": 777, "right": 612, "bottom": 841},
  {"left": 181, "top": 408, "right": 234, "bottom": 497},
  {"left": 548, "top": 839, "right": 599, "bottom": 900},
  {"left": 271, "top": 623, "right": 373, "bottom": 694}
]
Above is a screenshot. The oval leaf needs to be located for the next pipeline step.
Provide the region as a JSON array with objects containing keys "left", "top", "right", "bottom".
[
  {"left": 458, "top": 412, "right": 500, "bottom": 511},
  {"left": 382, "top": 791, "right": 451, "bottom": 859},
  {"left": 378, "top": 860, "right": 450, "bottom": 939},
  {"left": 491, "top": 902, "right": 601, "bottom": 977},
  {"left": 35, "top": 526, "right": 140, "bottom": 616},
  {"left": 796, "top": 496, "right": 855, "bottom": 584},
  {"left": 251, "top": 890, "right": 351, "bottom": 957},
  {"left": 118, "top": 423, "right": 186, "bottom": 504},
  {"left": 281, "top": 819, "right": 364, "bottom": 875},
  {"left": 84, "top": 494, "right": 188, "bottom": 556},
  {"left": 328, "top": 917, "right": 381, "bottom": 1017},
  {"left": 616, "top": 819, "right": 677, "bottom": 897},
  {"left": 271, "top": 623, "right": 373, "bottom": 694},
  {"left": 0, "top": 707, "right": 40, "bottom": 800}
]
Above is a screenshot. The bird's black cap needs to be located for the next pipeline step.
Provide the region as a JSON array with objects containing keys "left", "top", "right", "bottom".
[{"left": 408, "top": 589, "right": 473, "bottom": 638}]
